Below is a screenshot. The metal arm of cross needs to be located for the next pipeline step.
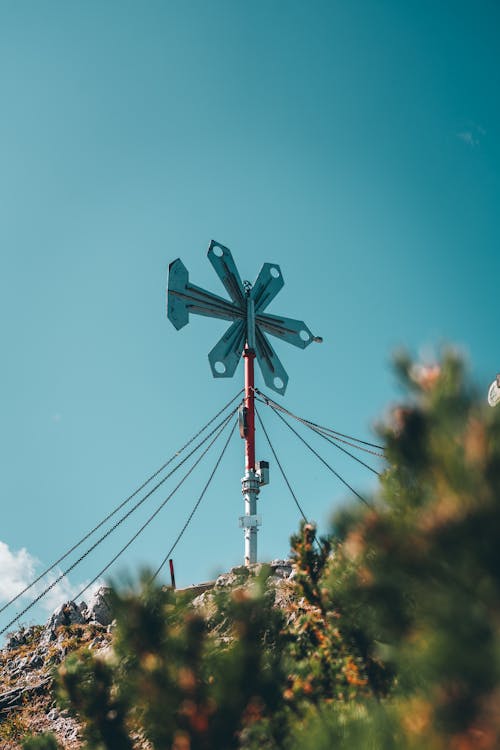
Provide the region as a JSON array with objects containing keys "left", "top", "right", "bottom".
[{"left": 167, "top": 239, "right": 320, "bottom": 565}]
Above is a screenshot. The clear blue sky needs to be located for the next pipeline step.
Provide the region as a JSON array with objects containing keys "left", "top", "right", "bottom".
[{"left": 1, "top": 0, "right": 499, "bottom": 630}]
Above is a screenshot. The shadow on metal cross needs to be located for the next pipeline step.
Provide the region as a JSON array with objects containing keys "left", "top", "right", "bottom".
[{"left": 167, "top": 240, "right": 319, "bottom": 394}]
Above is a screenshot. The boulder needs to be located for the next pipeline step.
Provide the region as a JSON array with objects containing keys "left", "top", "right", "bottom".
[
  {"left": 46, "top": 601, "right": 86, "bottom": 630},
  {"left": 4, "top": 625, "right": 39, "bottom": 651},
  {"left": 81, "top": 586, "right": 113, "bottom": 626},
  {"left": 269, "top": 559, "right": 294, "bottom": 579}
]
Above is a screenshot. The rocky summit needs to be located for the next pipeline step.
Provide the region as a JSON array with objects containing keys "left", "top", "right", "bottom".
[
  {"left": 0, "top": 587, "right": 116, "bottom": 749},
  {"left": 0, "top": 563, "right": 295, "bottom": 749}
]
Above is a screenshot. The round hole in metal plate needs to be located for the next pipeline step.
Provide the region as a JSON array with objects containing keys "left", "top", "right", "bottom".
[
  {"left": 212, "top": 245, "right": 224, "bottom": 257},
  {"left": 214, "top": 361, "right": 226, "bottom": 374},
  {"left": 299, "top": 329, "right": 310, "bottom": 341},
  {"left": 274, "top": 376, "right": 284, "bottom": 390},
  {"left": 270, "top": 266, "right": 280, "bottom": 278}
]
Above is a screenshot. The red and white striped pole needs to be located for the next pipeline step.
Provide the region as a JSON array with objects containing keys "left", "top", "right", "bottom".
[
  {"left": 169, "top": 559, "right": 176, "bottom": 589},
  {"left": 240, "top": 290, "right": 261, "bottom": 566},
  {"left": 243, "top": 348, "right": 256, "bottom": 472}
]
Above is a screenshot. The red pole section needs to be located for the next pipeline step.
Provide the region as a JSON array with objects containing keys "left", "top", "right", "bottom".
[
  {"left": 243, "top": 347, "right": 256, "bottom": 472},
  {"left": 169, "top": 559, "right": 176, "bottom": 589}
]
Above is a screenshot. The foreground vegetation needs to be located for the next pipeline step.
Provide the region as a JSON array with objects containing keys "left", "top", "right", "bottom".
[{"left": 21, "top": 351, "right": 500, "bottom": 749}]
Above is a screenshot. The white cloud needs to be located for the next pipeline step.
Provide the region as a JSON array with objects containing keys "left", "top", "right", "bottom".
[
  {"left": 457, "top": 131, "right": 477, "bottom": 146},
  {"left": 0, "top": 540, "right": 105, "bottom": 621},
  {"left": 457, "top": 123, "right": 486, "bottom": 147},
  {"left": 40, "top": 573, "right": 85, "bottom": 613},
  {"left": 40, "top": 575, "right": 105, "bottom": 614},
  {"left": 0, "top": 541, "right": 38, "bottom": 601}
]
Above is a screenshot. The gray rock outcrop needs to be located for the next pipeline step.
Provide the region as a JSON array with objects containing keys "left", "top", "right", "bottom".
[
  {"left": 39, "top": 587, "right": 113, "bottom": 646},
  {"left": 80, "top": 586, "right": 113, "bottom": 626}
]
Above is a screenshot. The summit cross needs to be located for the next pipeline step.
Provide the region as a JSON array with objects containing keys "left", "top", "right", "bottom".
[{"left": 167, "top": 240, "right": 320, "bottom": 564}]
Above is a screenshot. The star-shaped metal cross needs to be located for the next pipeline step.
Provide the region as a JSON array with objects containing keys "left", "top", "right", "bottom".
[{"left": 167, "top": 240, "right": 318, "bottom": 394}]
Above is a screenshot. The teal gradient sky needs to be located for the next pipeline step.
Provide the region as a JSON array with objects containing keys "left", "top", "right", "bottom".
[{"left": 1, "top": 1, "right": 499, "bottom": 629}]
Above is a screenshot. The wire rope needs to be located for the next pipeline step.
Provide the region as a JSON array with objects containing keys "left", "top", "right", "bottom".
[
  {"left": 255, "top": 394, "right": 382, "bottom": 477},
  {"left": 304, "top": 425, "right": 382, "bottom": 475},
  {"left": 254, "top": 388, "right": 385, "bottom": 455},
  {"left": 0, "top": 409, "right": 238, "bottom": 635},
  {"left": 255, "top": 407, "right": 308, "bottom": 524},
  {"left": 0, "top": 389, "right": 243, "bottom": 618},
  {"left": 295, "top": 426, "right": 385, "bottom": 459},
  {"left": 305, "top": 424, "right": 385, "bottom": 460},
  {"left": 266, "top": 405, "right": 374, "bottom": 510},
  {"left": 255, "top": 407, "right": 324, "bottom": 554},
  {"left": 151, "top": 418, "right": 238, "bottom": 582},
  {"left": 72, "top": 414, "right": 237, "bottom": 605}
]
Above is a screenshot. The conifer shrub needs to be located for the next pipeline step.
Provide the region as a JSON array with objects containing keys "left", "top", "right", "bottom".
[{"left": 24, "top": 349, "right": 500, "bottom": 749}]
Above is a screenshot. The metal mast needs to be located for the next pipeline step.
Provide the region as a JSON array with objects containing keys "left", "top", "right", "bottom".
[{"left": 167, "top": 240, "right": 319, "bottom": 565}]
